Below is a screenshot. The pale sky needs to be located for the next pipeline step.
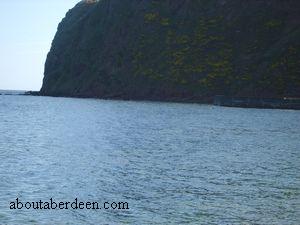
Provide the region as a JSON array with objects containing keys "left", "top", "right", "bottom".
[{"left": 0, "top": 0, "right": 80, "bottom": 91}]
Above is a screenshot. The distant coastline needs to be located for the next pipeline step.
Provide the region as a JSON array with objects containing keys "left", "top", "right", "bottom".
[{"left": 0, "top": 90, "right": 26, "bottom": 95}]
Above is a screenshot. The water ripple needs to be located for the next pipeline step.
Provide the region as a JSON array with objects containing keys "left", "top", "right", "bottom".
[{"left": 0, "top": 95, "right": 299, "bottom": 224}]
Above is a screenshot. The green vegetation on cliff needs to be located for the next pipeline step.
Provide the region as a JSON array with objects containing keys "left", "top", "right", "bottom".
[{"left": 41, "top": 0, "right": 300, "bottom": 101}]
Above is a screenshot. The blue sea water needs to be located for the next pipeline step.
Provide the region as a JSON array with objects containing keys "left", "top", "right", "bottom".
[{"left": 0, "top": 94, "right": 299, "bottom": 224}]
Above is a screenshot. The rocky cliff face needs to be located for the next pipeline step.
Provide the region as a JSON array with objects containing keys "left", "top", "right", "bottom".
[{"left": 40, "top": 0, "right": 300, "bottom": 101}]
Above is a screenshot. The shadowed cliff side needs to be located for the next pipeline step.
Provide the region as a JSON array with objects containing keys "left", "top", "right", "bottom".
[{"left": 40, "top": 0, "right": 300, "bottom": 102}]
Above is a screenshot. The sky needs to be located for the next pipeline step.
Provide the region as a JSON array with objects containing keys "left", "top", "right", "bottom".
[{"left": 0, "top": 0, "right": 80, "bottom": 91}]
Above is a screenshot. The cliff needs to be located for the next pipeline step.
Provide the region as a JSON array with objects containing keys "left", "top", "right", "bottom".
[{"left": 40, "top": 0, "right": 300, "bottom": 102}]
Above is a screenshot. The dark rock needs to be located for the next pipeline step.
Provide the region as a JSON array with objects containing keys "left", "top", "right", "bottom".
[{"left": 40, "top": 0, "right": 300, "bottom": 102}]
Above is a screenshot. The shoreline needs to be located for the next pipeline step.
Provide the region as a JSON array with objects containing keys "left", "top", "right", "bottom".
[
  {"left": 24, "top": 91, "right": 213, "bottom": 105},
  {"left": 214, "top": 95, "right": 300, "bottom": 110},
  {"left": 20, "top": 91, "right": 300, "bottom": 110}
]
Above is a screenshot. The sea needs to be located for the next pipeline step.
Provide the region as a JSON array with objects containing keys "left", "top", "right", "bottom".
[{"left": 0, "top": 90, "right": 299, "bottom": 224}]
